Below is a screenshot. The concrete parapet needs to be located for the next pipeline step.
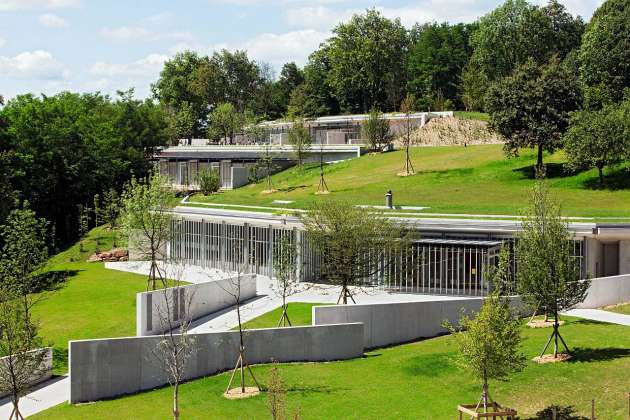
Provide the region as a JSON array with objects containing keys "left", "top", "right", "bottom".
[
  {"left": 136, "top": 274, "right": 257, "bottom": 336},
  {"left": 0, "top": 347, "right": 53, "bottom": 398},
  {"left": 69, "top": 323, "right": 364, "bottom": 403},
  {"left": 576, "top": 274, "right": 630, "bottom": 308},
  {"left": 313, "top": 298, "right": 520, "bottom": 349}
]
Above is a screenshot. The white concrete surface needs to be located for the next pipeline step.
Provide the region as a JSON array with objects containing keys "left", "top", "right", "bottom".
[
  {"left": 105, "top": 261, "right": 235, "bottom": 284},
  {"left": 136, "top": 274, "right": 257, "bottom": 336},
  {"left": 564, "top": 308, "right": 630, "bottom": 326},
  {"left": 576, "top": 274, "right": 630, "bottom": 309},
  {"left": 69, "top": 323, "right": 363, "bottom": 403},
  {"left": 0, "top": 376, "right": 68, "bottom": 418}
]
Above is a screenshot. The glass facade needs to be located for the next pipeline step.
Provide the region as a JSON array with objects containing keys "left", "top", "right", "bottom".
[{"left": 169, "top": 218, "right": 586, "bottom": 296}]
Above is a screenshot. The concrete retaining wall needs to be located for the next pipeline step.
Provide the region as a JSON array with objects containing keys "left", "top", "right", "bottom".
[
  {"left": 313, "top": 298, "right": 520, "bottom": 349},
  {"left": 0, "top": 347, "right": 53, "bottom": 398},
  {"left": 69, "top": 323, "right": 364, "bottom": 403},
  {"left": 576, "top": 274, "right": 630, "bottom": 309},
  {"left": 136, "top": 274, "right": 257, "bottom": 336}
]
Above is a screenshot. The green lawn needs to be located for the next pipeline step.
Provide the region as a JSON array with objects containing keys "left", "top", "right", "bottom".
[
  {"left": 33, "top": 317, "right": 630, "bottom": 419},
  {"left": 34, "top": 226, "right": 173, "bottom": 374},
  {"left": 240, "top": 303, "right": 322, "bottom": 329},
  {"left": 604, "top": 303, "right": 630, "bottom": 315},
  {"left": 453, "top": 110, "right": 490, "bottom": 121},
  {"left": 188, "top": 144, "right": 630, "bottom": 218}
]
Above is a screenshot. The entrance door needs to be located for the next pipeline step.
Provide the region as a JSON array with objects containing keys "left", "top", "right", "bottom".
[
  {"left": 602, "top": 242, "right": 620, "bottom": 277},
  {"left": 220, "top": 160, "right": 232, "bottom": 189}
]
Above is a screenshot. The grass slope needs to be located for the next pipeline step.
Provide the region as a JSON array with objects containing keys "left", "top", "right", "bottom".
[
  {"left": 191, "top": 144, "right": 630, "bottom": 218},
  {"left": 33, "top": 317, "right": 630, "bottom": 419},
  {"left": 34, "top": 226, "right": 152, "bottom": 374}
]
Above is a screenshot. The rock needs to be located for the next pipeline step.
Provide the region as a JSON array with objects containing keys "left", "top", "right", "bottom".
[
  {"left": 87, "top": 254, "right": 102, "bottom": 263},
  {"left": 100, "top": 251, "right": 113, "bottom": 258},
  {"left": 112, "top": 249, "right": 128, "bottom": 258},
  {"left": 119, "top": 256, "right": 129, "bottom": 262}
]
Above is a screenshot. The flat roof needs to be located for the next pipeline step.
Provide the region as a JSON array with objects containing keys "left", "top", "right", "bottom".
[{"left": 413, "top": 238, "right": 503, "bottom": 247}]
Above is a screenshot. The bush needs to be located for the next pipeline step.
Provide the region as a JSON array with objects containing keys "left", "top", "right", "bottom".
[{"left": 198, "top": 169, "right": 220, "bottom": 195}]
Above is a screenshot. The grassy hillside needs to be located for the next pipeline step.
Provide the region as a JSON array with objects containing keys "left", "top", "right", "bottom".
[
  {"left": 34, "top": 227, "right": 153, "bottom": 373},
  {"left": 33, "top": 317, "right": 630, "bottom": 419},
  {"left": 190, "top": 144, "right": 630, "bottom": 218}
]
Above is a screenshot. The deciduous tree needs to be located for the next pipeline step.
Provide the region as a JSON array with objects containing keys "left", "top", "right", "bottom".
[
  {"left": 485, "top": 58, "right": 581, "bottom": 171},
  {"left": 362, "top": 108, "right": 392, "bottom": 152},
  {"left": 517, "top": 181, "right": 590, "bottom": 359},
  {"left": 287, "top": 119, "right": 312, "bottom": 167},
  {"left": 121, "top": 171, "right": 175, "bottom": 290},
  {"left": 301, "top": 201, "right": 409, "bottom": 304}
]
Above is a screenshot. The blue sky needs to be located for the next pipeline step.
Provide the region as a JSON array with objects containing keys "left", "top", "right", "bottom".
[{"left": 0, "top": 0, "right": 603, "bottom": 100}]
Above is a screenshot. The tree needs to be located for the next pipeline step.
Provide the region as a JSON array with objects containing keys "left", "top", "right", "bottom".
[
  {"left": 485, "top": 58, "right": 581, "bottom": 171},
  {"left": 221, "top": 265, "right": 260, "bottom": 397},
  {"left": 121, "top": 171, "right": 175, "bottom": 290},
  {"left": 272, "top": 235, "right": 300, "bottom": 327},
  {"left": 399, "top": 94, "right": 416, "bottom": 176},
  {"left": 0, "top": 290, "right": 47, "bottom": 420},
  {"left": 152, "top": 51, "right": 208, "bottom": 137},
  {"left": 151, "top": 266, "right": 195, "bottom": 420},
  {"left": 460, "top": 61, "right": 489, "bottom": 112},
  {"left": 102, "top": 188, "right": 121, "bottom": 247},
  {"left": 198, "top": 168, "right": 220, "bottom": 195},
  {"left": 579, "top": 0, "right": 630, "bottom": 104},
  {"left": 517, "top": 181, "right": 590, "bottom": 359},
  {"left": 208, "top": 102, "right": 244, "bottom": 144},
  {"left": 77, "top": 203, "right": 90, "bottom": 251},
  {"left": 301, "top": 201, "right": 409, "bottom": 304},
  {"left": 287, "top": 119, "right": 312, "bottom": 167},
  {"left": 266, "top": 365, "right": 287, "bottom": 420},
  {"left": 0, "top": 91, "right": 168, "bottom": 245},
  {"left": 407, "top": 22, "right": 474, "bottom": 109},
  {"left": 324, "top": 9, "right": 409, "bottom": 112},
  {"left": 260, "top": 144, "right": 277, "bottom": 194},
  {"left": 444, "top": 286, "right": 525, "bottom": 414},
  {"left": 0, "top": 202, "right": 48, "bottom": 323},
  {"left": 271, "top": 62, "right": 305, "bottom": 118},
  {"left": 564, "top": 101, "right": 630, "bottom": 185},
  {"left": 294, "top": 47, "right": 340, "bottom": 117},
  {"left": 362, "top": 108, "right": 392, "bottom": 152},
  {"left": 168, "top": 102, "right": 197, "bottom": 145},
  {"left": 469, "top": 0, "right": 582, "bottom": 85}
]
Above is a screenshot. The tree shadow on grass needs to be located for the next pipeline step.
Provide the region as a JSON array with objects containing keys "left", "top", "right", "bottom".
[
  {"left": 581, "top": 167, "right": 630, "bottom": 191},
  {"left": 30, "top": 269, "right": 78, "bottom": 293},
  {"left": 402, "top": 353, "right": 456, "bottom": 377},
  {"left": 513, "top": 163, "right": 568, "bottom": 179},
  {"left": 522, "top": 404, "right": 588, "bottom": 420},
  {"left": 568, "top": 347, "right": 630, "bottom": 363},
  {"left": 570, "top": 318, "right": 607, "bottom": 326},
  {"left": 277, "top": 185, "right": 309, "bottom": 193}
]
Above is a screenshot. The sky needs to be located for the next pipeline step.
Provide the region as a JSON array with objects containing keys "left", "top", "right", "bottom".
[{"left": 0, "top": 0, "right": 604, "bottom": 100}]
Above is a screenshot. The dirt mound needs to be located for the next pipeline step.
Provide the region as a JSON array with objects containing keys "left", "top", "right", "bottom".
[{"left": 395, "top": 116, "right": 503, "bottom": 148}]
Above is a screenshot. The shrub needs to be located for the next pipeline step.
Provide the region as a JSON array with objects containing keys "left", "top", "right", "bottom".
[{"left": 198, "top": 169, "right": 220, "bottom": 195}]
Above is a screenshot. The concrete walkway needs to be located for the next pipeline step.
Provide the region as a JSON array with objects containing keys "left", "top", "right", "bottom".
[
  {"left": 0, "top": 376, "right": 68, "bottom": 418},
  {"left": 564, "top": 308, "right": 630, "bottom": 326}
]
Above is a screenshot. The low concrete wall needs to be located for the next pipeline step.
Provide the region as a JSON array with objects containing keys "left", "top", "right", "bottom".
[
  {"left": 136, "top": 274, "right": 257, "bottom": 336},
  {"left": 313, "top": 298, "right": 520, "bottom": 349},
  {"left": 576, "top": 274, "right": 630, "bottom": 309},
  {"left": 69, "top": 323, "right": 364, "bottom": 403},
  {"left": 0, "top": 347, "right": 53, "bottom": 398}
]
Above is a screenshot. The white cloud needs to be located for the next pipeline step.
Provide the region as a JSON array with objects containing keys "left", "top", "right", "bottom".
[
  {"left": 0, "top": 50, "right": 68, "bottom": 80},
  {"left": 0, "top": 0, "right": 81, "bottom": 12},
  {"left": 101, "top": 25, "right": 194, "bottom": 43},
  {"left": 0, "top": 37, "right": 5, "bottom": 48},
  {"left": 284, "top": 6, "right": 357, "bottom": 30},
  {"left": 211, "top": 29, "right": 329, "bottom": 68},
  {"left": 90, "top": 53, "right": 168, "bottom": 77},
  {"left": 38, "top": 13, "right": 68, "bottom": 28}
]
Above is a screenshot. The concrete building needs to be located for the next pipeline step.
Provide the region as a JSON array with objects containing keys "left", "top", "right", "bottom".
[
  {"left": 156, "top": 112, "right": 452, "bottom": 190},
  {"left": 167, "top": 206, "right": 630, "bottom": 297}
]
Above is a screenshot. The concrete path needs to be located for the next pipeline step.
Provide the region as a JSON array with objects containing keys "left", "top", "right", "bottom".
[
  {"left": 105, "top": 261, "right": 233, "bottom": 284},
  {"left": 0, "top": 376, "right": 68, "bottom": 418},
  {"left": 564, "top": 308, "right": 630, "bottom": 326}
]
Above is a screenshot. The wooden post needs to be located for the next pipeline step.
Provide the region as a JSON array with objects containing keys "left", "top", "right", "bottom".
[
  {"left": 627, "top": 391, "right": 629, "bottom": 419},
  {"left": 591, "top": 399, "right": 595, "bottom": 420}
]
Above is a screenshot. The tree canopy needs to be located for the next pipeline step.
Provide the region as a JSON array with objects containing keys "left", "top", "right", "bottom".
[
  {"left": 579, "top": 0, "right": 630, "bottom": 104},
  {"left": 485, "top": 58, "right": 581, "bottom": 169}
]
